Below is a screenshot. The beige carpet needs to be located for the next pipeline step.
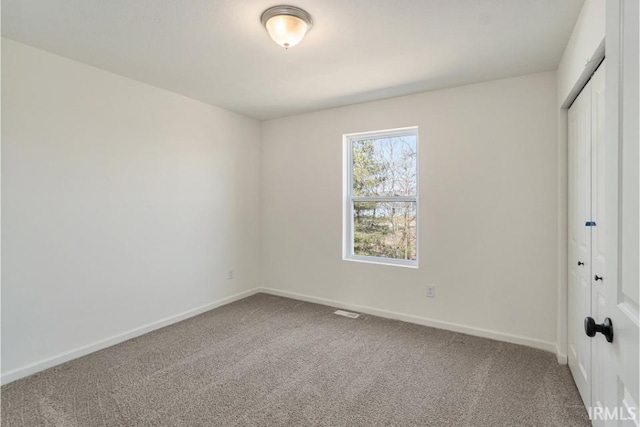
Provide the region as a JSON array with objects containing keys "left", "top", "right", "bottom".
[{"left": 2, "top": 293, "right": 589, "bottom": 426}]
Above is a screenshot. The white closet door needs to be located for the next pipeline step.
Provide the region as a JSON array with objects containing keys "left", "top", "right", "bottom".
[
  {"left": 568, "top": 77, "right": 593, "bottom": 408},
  {"left": 589, "top": 63, "right": 609, "bottom": 426}
]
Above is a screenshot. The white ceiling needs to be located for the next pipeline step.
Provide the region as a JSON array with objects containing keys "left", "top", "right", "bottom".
[{"left": 2, "top": 0, "right": 584, "bottom": 120}]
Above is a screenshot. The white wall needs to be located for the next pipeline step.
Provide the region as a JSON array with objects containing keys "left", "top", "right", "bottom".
[
  {"left": 260, "top": 72, "right": 559, "bottom": 351},
  {"left": 1, "top": 39, "right": 261, "bottom": 378},
  {"left": 555, "top": 0, "right": 606, "bottom": 361}
]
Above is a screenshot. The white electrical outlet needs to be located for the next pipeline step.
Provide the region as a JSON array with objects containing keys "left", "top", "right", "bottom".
[
  {"left": 227, "top": 269, "right": 234, "bottom": 280},
  {"left": 426, "top": 285, "right": 435, "bottom": 298}
]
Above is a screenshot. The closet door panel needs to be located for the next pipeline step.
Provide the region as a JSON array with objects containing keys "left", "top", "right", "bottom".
[
  {"left": 589, "top": 64, "right": 609, "bottom": 420},
  {"left": 567, "top": 81, "right": 592, "bottom": 408}
]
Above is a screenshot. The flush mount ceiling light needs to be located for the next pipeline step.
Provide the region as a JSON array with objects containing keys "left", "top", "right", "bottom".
[{"left": 261, "top": 5, "right": 313, "bottom": 49}]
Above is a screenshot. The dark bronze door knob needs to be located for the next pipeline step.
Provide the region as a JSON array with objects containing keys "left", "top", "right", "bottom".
[{"left": 584, "top": 316, "right": 613, "bottom": 343}]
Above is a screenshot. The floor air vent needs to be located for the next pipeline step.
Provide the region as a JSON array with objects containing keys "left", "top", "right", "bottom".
[{"left": 334, "top": 310, "right": 360, "bottom": 319}]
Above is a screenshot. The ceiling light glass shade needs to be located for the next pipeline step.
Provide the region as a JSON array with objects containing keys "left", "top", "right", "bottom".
[
  {"left": 265, "top": 15, "right": 307, "bottom": 48},
  {"left": 261, "top": 6, "right": 313, "bottom": 49}
]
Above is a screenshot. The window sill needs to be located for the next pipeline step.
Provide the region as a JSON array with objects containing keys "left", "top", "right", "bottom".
[{"left": 343, "top": 255, "right": 418, "bottom": 269}]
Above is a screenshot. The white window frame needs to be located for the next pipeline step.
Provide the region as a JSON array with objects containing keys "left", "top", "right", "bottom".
[{"left": 342, "top": 126, "right": 419, "bottom": 268}]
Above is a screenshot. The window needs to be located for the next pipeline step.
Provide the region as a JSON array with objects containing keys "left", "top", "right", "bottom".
[{"left": 343, "top": 127, "right": 418, "bottom": 267}]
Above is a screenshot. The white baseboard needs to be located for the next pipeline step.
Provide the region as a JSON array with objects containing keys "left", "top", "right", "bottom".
[
  {"left": 555, "top": 344, "right": 568, "bottom": 365},
  {"left": 258, "top": 287, "right": 561, "bottom": 359},
  {"left": 1, "top": 287, "right": 261, "bottom": 385}
]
